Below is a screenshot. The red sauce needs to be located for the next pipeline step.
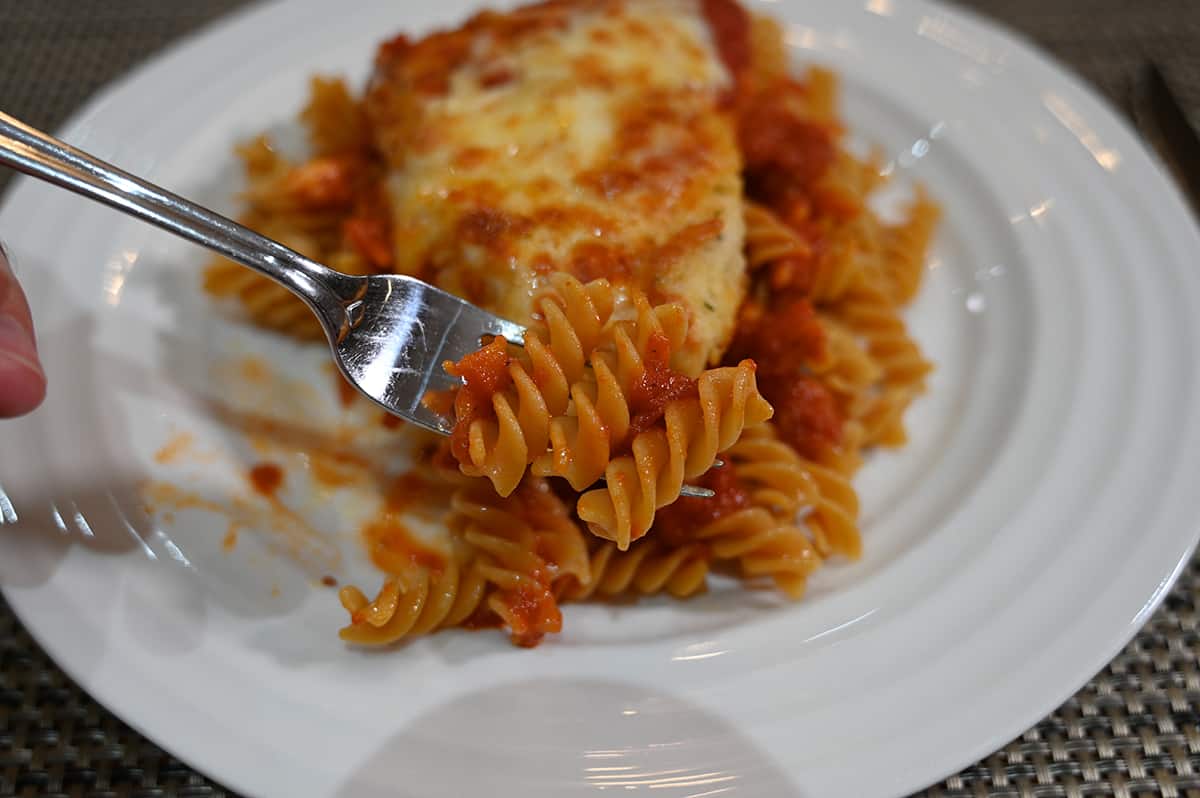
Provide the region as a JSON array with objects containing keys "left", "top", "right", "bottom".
[
  {"left": 700, "top": 0, "right": 752, "bottom": 101},
  {"left": 730, "top": 296, "right": 826, "bottom": 371},
  {"left": 374, "top": 33, "right": 412, "bottom": 69},
  {"left": 628, "top": 331, "right": 699, "bottom": 436},
  {"left": 501, "top": 583, "right": 562, "bottom": 648},
  {"left": 248, "top": 463, "right": 284, "bottom": 497},
  {"left": 351, "top": 470, "right": 455, "bottom": 576},
  {"left": 725, "top": 293, "right": 842, "bottom": 458},
  {"left": 221, "top": 522, "right": 240, "bottom": 553},
  {"left": 362, "top": 515, "right": 447, "bottom": 575},
  {"left": 740, "top": 102, "right": 836, "bottom": 196},
  {"left": 320, "top": 575, "right": 338, "bottom": 587},
  {"left": 444, "top": 336, "right": 513, "bottom": 464},
  {"left": 655, "top": 462, "right": 751, "bottom": 546},
  {"left": 461, "top": 608, "right": 504, "bottom": 630},
  {"left": 309, "top": 451, "right": 369, "bottom": 489},
  {"left": 379, "top": 412, "right": 405, "bottom": 429},
  {"left": 762, "top": 375, "right": 843, "bottom": 460},
  {"left": 153, "top": 432, "right": 193, "bottom": 465},
  {"left": 498, "top": 479, "right": 572, "bottom": 646}
]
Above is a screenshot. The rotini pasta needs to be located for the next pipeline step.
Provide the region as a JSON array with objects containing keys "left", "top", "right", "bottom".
[
  {"left": 831, "top": 280, "right": 933, "bottom": 448},
  {"left": 339, "top": 475, "right": 591, "bottom": 647},
  {"left": 728, "top": 424, "right": 861, "bottom": 560},
  {"left": 882, "top": 188, "right": 941, "bottom": 305},
  {"left": 442, "top": 273, "right": 617, "bottom": 496},
  {"left": 558, "top": 538, "right": 710, "bottom": 601},
  {"left": 444, "top": 273, "right": 774, "bottom": 547},
  {"left": 206, "top": 0, "right": 939, "bottom": 648},
  {"left": 575, "top": 360, "right": 773, "bottom": 549}
]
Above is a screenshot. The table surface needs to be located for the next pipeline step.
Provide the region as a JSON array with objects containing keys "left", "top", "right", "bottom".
[{"left": 1, "top": 1, "right": 1199, "bottom": 796}]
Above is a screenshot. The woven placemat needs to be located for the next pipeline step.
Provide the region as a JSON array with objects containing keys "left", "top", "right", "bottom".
[{"left": 1, "top": 2, "right": 1198, "bottom": 796}]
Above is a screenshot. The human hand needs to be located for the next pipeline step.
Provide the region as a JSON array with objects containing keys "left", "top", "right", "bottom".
[{"left": 0, "top": 246, "right": 46, "bottom": 417}]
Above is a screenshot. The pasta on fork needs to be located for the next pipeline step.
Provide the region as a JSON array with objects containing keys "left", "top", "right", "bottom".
[{"left": 442, "top": 273, "right": 773, "bottom": 548}]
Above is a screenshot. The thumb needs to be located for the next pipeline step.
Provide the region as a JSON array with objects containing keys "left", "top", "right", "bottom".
[{"left": 0, "top": 244, "right": 46, "bottom": 418}]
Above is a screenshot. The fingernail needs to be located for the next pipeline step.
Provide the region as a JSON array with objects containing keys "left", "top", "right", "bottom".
[{"left": 0, "top": 315, "right": 43, "bottom": 379}]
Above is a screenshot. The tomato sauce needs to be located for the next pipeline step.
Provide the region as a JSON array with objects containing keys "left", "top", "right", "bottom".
[
  {"left": 700, "top": 0, "right": 751, "bottom": 101},
  {"left": 362, "top": 515, "right": 447, "bottom": 576},
  {"left": 444, "top": 336, "right": 513, "bottom": 463},
  {"left": 502, "top": 583, "right": 563, "bottom": 648},
  {"left": 248, "top": 463, "right": 284, "bottom": 497},
  {"left": 730, "top": 295, "right": 826, "bottom": 371},
  {"left": 726, "top": 293, "right": 842, "bottom": 458},
  {"left": 762, "top": 375, "right": 842, "bottom": 460},
  {"left": 740, "top": 105, "right": 836, "bottom": 197},
  {"left": 655, "top": 461, "right": 751, "bottom": 546},
  {"left": 221, "top": 522, "right": 240, "bottom": 553},
  {"left": 628, "top": 330, "right": 699, "bottom": 437}
]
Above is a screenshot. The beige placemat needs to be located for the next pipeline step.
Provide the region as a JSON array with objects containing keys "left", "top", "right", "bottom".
[{"left": 1, "top": 2, "right": 1198, "bottom": 795}]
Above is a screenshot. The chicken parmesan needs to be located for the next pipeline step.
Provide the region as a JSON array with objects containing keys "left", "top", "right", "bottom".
[{"left": 365, "top": 0, "right": 747, "bottom": 374}]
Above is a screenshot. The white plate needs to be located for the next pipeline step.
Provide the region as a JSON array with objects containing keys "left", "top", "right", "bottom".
[{"left": 2, "top": 1, "right": 1199, "bottom": 796}]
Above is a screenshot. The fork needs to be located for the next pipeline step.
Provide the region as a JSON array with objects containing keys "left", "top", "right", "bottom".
[{"left": 0, "top": 112, "right": 717, "bottom": 498}]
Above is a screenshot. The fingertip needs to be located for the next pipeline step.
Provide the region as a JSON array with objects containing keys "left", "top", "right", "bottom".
[{"left": 0, "top": 354, "right": 46, "bottom": 418}]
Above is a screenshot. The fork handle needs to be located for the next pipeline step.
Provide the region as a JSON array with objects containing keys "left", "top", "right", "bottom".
[{"left": 0, "top": 111, "right": 344, "bottom": 312}]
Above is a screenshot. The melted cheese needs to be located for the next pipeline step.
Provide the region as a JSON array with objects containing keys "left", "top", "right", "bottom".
[{"left": 367, "top": 0, "right": 745, "bottom": 373}]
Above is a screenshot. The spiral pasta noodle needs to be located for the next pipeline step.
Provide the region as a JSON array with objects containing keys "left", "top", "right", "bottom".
[
  {"left": 558, "top": 538, "right": 710, "bottom": 601},
  {"left": 445, "top": 275, "right": 774, "bottom": 539},
  {"left": 830, "top": 280, "right": 932, "bottom": 448},
  {"left": 882, "top": 188, "right": 941, "bottom": 305},
  {"left": 576, "top": 359, "right": 774, "bottom": 550},
  {"left": 533, "top": 294, "right": 691, "bottom": 489},
  {"left": 339, "top": 476, "right": 591, "bottom": 646},
  {"left": 445, "top": 273, "right": 618, "bottom": 496},
  {"left": 727, "top": 424, "right": 861, "bottom": 560},
  {"left": 743, "top": 201, "right": 812, "bottom": 286}
]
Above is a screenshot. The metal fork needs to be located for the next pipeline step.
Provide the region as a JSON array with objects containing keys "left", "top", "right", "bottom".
[{"left": 0, "top": 111, "right": 716, "bottom": 497}]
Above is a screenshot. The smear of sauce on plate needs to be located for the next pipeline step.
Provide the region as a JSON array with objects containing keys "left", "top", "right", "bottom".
[
  {"left": 154, "top": 431, "right": 195, "bottom": 465},
  {"left": 222, "top": 522, "right": 240, "bottom": 553}
]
